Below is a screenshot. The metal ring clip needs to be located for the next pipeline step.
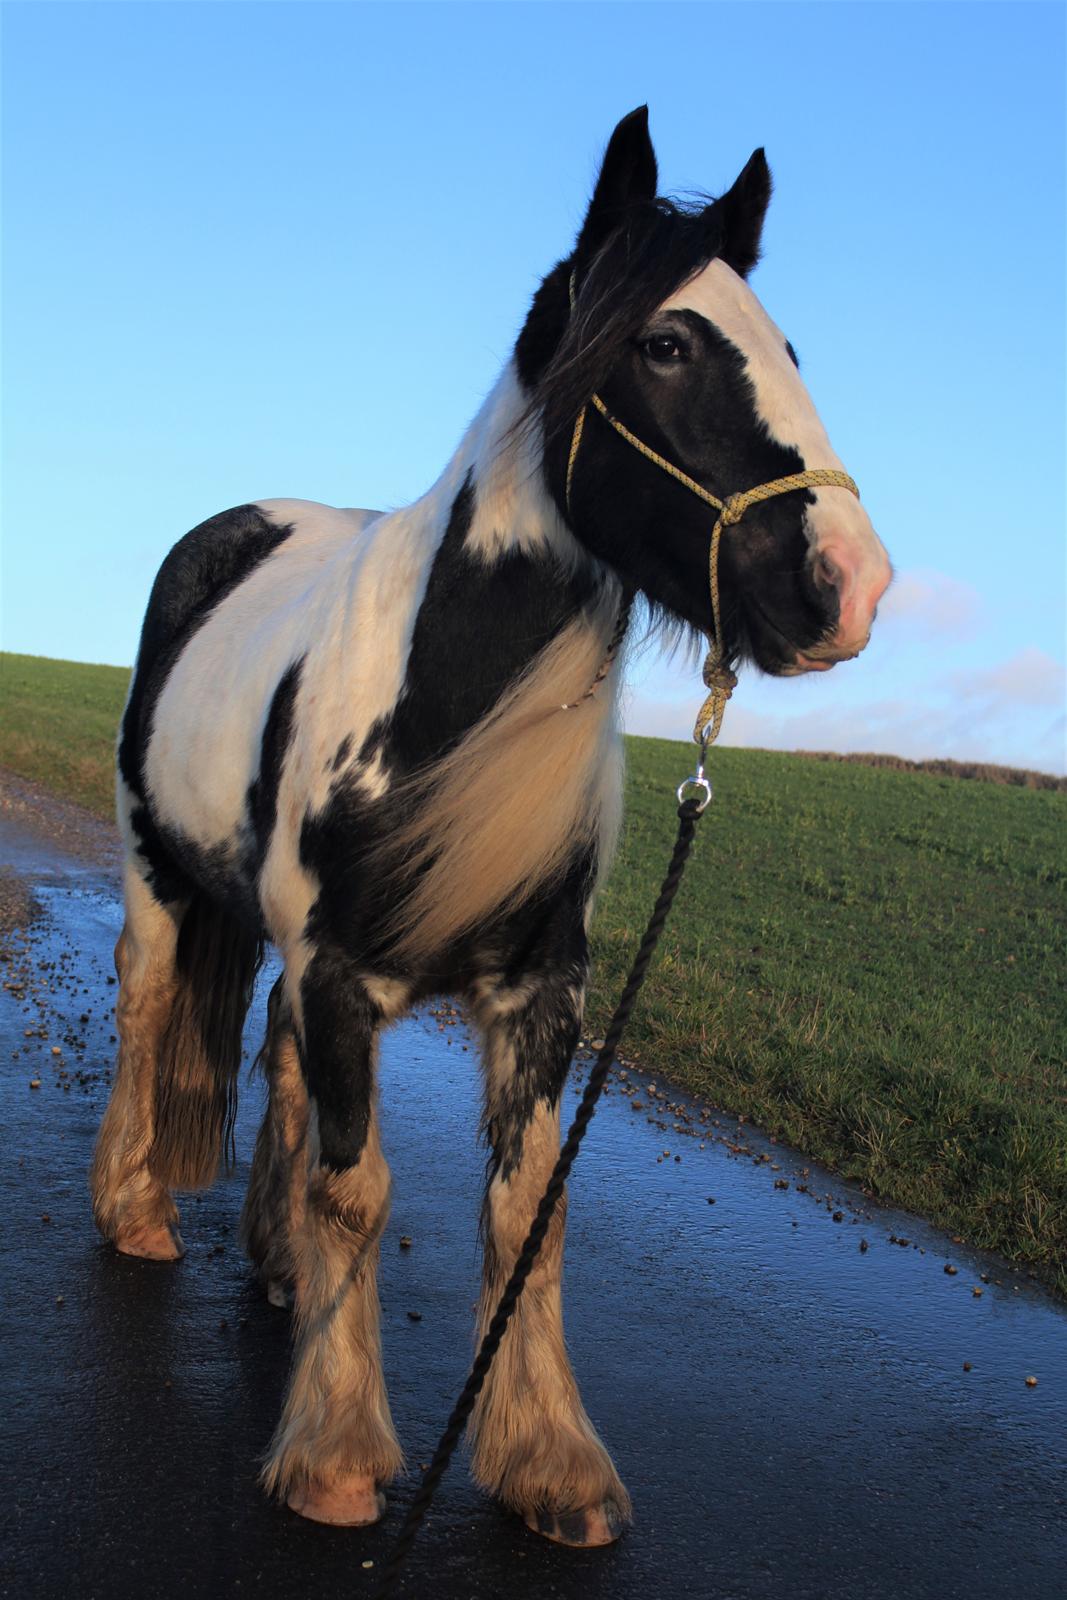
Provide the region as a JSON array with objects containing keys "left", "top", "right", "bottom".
[{"left": 676, "top": 765, "right": 713, "bottom": 813}]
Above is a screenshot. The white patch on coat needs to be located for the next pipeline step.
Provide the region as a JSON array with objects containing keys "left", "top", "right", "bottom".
[
  {"left": 115, "top": 772, "right": 144, "bottom": 863},
  {"left": 352, "top": 748, "right": 389, "bottom": 801},
  {"left": 458, "top": 363, "right": 585, "bottom": 569},
  {"left": 662, "top": 260, "right": 891, "bottom": 660},
  {"left": 361, "top": 974, "right": 410, "bottom": 1023}
]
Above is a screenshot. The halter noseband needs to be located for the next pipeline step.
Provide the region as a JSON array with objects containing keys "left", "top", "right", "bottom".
[{"left": 563, "top": 275, "right": 860, "bottom": 748}]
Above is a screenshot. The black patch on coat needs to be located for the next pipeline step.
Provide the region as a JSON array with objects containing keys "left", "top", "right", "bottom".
[
  {"left": 124, "top": 804, "right": 190, "bottom": 907},
  {"left": 140, "top": 823, "right": 263, "bottom": 929},
  {"left": 478, "top": 850, "right": 596, "bottom": 1182},
  {"left": 299, "top": 949, "right": 381, "bottom": 1171},
  {"left": 297, "top": 473, "right": 603, "bottom": 967},
  {"left": 118, "top": 504, "right": 295, "bottom": 901},
  {"left": 246, "top": 656, "right": 304, "bottom": 874},
  {"left": 356, "top": 719, "right": 387, "bottom": 767},
  {"left": 379, "top": 473, "right": 598, "bottom": 772}
]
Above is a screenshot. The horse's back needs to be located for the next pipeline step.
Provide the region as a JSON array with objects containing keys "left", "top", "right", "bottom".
[
  {"left": 136, "top": 500, "right": 382, "bottom": 661},
  {"left": 257, "top": 500, "right": 383, "bottom": 539}
]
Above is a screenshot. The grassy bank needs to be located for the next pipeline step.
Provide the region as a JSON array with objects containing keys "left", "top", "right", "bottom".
[
  {"left": 588, "top": 737, "right": 1066, "bottom": 1293},
  {"left": 0, "top": 653, "right": 130, "bottom": 816},
  {"left": 3, "top": 650, "right": 1065, "bottom": 1291}
]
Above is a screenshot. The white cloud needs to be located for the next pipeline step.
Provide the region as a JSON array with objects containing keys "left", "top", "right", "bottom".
[
  {"left": 622, "top": 569, "right": 1065, "bottom": 775},
  {"left": 877, "top": 568, "right": 982, "bottom": 638},
  {"left": 949, "top": 647, "right": 1066, "bottom": 710},
  {"left": 624, "top": 658, "right": 1067, "bottom": 775}
]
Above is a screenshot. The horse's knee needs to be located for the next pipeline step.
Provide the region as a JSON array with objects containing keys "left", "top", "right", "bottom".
[{"left": 296, "top": 1144, "right": 391, "bottom": 1290}]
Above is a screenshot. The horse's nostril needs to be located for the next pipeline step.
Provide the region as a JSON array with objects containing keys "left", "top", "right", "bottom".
[{"left": 814, "top": 551, "right": 842, "bottom": 592}]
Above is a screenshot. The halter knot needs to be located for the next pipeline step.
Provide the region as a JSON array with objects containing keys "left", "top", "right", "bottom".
[
  {"left": 703, "top": 658, "right": 738, "bottom": 695},
  {"left": 720, "top": 496, "right": 749, "bottom": 528}
]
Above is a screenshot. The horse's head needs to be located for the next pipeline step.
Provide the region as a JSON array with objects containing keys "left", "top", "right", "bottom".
[{"left": 517, "top": 107, "right": 891, "bottom": 677}]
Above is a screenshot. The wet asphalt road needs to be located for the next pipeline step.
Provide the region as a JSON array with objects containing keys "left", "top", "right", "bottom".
[{"left": 1, "top": 817, "right": 1065, "bottom": 1600}]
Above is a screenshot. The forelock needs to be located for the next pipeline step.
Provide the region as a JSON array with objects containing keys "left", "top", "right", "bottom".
[{"left": 523, "top": 196, "right": 725, "bottom": 448}]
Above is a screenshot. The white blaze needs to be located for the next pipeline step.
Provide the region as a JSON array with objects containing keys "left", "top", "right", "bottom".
[{"left": 662, "top": 259, "right": 891, "bottom": 663}]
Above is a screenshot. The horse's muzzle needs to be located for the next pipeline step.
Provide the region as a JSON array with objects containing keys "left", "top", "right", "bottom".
[{"left": 799, "top": 529, "right": 892, "bottom": 669}]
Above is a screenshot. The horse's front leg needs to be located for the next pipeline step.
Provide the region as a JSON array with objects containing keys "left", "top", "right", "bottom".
[
  {"left": 262, "top": 953, "right": 404, "bottom": 1525},
  {"left": 468, "top": 957, "right": 631, "bottom": 1547}
]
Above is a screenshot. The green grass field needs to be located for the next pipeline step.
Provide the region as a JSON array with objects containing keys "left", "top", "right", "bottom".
[
  {"left": 0, "top": 652, "right": 130, "bottom": 816},
  {"left": 3, "top": 650, "right": 1065, "bottom": 1292}
]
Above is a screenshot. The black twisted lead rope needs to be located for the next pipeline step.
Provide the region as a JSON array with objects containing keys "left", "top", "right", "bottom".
[{"left": 375, "top": 794, "right": 705, "bottom": 1596}]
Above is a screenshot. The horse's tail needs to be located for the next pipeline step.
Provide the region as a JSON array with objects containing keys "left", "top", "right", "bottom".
[{"left": 149, "top": 892, "right": 264, "bottom": 1190}]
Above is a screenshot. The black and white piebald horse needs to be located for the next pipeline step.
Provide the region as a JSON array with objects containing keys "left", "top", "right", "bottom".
[{"left": 92, "top": 108, "right": 890, "bottom": 1545}]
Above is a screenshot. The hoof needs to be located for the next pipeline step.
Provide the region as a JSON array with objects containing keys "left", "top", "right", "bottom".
[
  {"left": 287, "top": 1475, "right": 386, "bottom": 1527},
  {"left": 266, "top": 1278, "right": 293, "bottom": 1310},
  {"left": 524, "top": 1500, "right": 626, "bottom": 1548},
  {"left": 115, "top": 1221, "right": 185, "bottom": 1261}
]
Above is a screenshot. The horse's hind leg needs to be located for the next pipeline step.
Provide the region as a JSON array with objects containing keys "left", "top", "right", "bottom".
[
  {"left": 240, "top": 977, "right": 308, "bottom": 1308},
  {"left": 90, "top": 863, "right": 186, "bottom": 1260},
  {"left": 262, "top": 955, "right": 403, "bottom": 1525},
  {"left": 468, "top": 965, "right": 631, "bottom": 1546}
]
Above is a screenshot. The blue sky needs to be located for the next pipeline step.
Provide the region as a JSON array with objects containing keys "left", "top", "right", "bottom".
[{"left": 3, "top": 1, "right": 1064, "bottom": 772}]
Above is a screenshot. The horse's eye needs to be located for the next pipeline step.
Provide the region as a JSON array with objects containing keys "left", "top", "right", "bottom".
[{"left": 642, "top": 335, "right": 685, "bottom": 363}]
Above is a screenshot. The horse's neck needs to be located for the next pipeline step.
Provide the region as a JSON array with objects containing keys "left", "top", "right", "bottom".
[{"left": 410, "top": 360, "right": 581, "bottom": 575}]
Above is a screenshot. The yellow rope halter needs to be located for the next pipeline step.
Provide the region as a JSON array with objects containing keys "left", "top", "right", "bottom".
[{"left": 565, "top": 381, "right": 859, "bottom": 747}]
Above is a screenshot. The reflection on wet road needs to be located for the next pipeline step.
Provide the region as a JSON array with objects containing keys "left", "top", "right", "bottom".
[{"left": 2, "top": 824, "right": 1065, "bottom": 1600}]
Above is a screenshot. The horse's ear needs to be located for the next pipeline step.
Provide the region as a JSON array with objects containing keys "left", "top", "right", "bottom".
[
  {"left": 715, "top": 148, "right": 772, "bottom": 277},
  {"left": 575, "top": 106, "right": 659, "bottom": 260}
]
